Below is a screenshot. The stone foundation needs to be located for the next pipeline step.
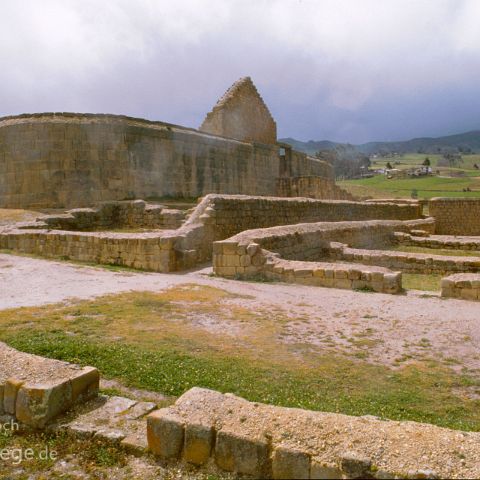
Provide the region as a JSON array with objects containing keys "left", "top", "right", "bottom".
[
  {"left": 0, "top": 342, "right": 99, "bottom": 429},
  {"left": 0, "top": 195, "right": 425, "bottom": 273},
  {"left": 147, "top": 387, "right": 480, "bottom": 479},
  {"left": 332, "top": 244, "right": 480, "bottom": 275},
  {"left": 212, "top": 218, "right": 435, "bottom": 292}
]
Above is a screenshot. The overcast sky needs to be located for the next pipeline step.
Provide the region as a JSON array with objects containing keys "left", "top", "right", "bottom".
[{"left": 1, "top": 0, "right": 479, "bottom": 143}]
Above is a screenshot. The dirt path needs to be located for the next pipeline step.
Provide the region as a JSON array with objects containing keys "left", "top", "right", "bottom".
[{"left": 1, "top": 253, "right": 479, "bottom": 375}]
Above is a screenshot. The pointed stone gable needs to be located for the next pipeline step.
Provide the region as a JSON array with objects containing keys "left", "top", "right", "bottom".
[{"left": 199, "top": 77, "right": 277, "bottom": 145}]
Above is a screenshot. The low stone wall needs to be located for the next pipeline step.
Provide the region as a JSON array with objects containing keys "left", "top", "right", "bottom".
[
  {"left": 37, "top": 200, "right": 185, "bottom": 231},
  {"left": 0, "top": 229, "right": 177, "bottom": 271},
  {"left": 0, "top": 195, "right": 426, "bottom": 272},
  {"left": 441, "top": 274, "right": 480, "bottom": 300},
  {"left": 333, "top": 245, "right": 480, "bottom": 275},
  {"left": 0, "top": 342, "right": 99, "bottom": 428},
  {"left": 212, "top": 219, "right": 435, "bottom": 292},
  {"left": 147, "top": 387, "right": 480, "bottom": 479},
  {"left": 213, "top": 239, "right": 401, "bottom": 293},
  {"left": 395, "top": 231, "right": 480, "bottom": 251},
  {"left": 429, "top": 197, "right": 480, "bottom": 235}
]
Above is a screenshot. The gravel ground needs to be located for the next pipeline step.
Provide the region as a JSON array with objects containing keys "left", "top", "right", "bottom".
[{"left": 1, "top": 253, "right": 479, "bottom": 375}]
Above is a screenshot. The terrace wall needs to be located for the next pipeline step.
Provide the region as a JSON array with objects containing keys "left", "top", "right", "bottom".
[{"left": 429, "top": 198, "right": 480, "bottom": 235}]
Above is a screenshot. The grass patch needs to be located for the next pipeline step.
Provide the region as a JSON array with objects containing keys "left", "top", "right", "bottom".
[
  {"left": 391, "top": 245, "right": 480, "bottom": 257},
  {"left": 402, "top": 273, "right": 442, "bottom": 291},
  {"left": 0, "top": 208, "right": 42, "bottom": 225},
  {"left": 0, "top": 285, "right": 479, "bottom": 431},
  {"left": 339, "top": 171, "right": 480, "bottom": 199}
]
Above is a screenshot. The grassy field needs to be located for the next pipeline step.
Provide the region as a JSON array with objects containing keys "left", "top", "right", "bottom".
[
  {"left": 402, "top": 273, "right": 442, "bottom": 292},
  {"left": 339, "top": 153, "right": 480, "bottom": 199},
  {"left": 0, "top": 284, "right": 479, "bottom": 431}
]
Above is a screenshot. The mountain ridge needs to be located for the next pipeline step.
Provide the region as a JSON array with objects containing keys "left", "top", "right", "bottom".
[{"left": 280, "top": 130, "right": 480, "bottom": 155}]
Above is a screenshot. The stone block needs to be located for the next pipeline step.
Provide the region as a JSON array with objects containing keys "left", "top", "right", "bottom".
[
  {"left": 310, "top": 461, "right": 343, "bottom": 479},
  {"left": 4, "top": 379, "right": 24, "bottom": 415},
  {"left": 340, "top": 453, "right": 372, "bottom": 478},
  {"left": 147, "top": 408, "right": 185, "bottom": 459},
  {"left": 15, "top": 380, "right": 73, "bottom": 428},
  {"left": 184, "top": 422, "right": 214, "bottom": 465},
  {"left": 215, "top": 429, "right": 270, "bottom": 477},
  {"left": 246, "top": 243, "right": 260, "bottom": 256},
  {"left": 71, "top": 367, "right": 100, "bottom": 403},
  {"left": 272, "top": 445, "right": 310, "bottom": 479}
]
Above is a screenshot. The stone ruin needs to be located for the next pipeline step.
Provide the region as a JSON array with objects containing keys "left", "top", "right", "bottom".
[
  {"left": 2, "top": 77, "right": 480, "bottom": 477},
  {"left": 199, "top": 76, "right": 277, "bottom": 144},
  {"left": 0, "top": 77, "right": 350, "bottom": 209}
]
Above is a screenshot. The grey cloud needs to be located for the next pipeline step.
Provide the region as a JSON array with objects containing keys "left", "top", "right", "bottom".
[{"left": 0, "top": 0, "right": 479, "bottom": 143}]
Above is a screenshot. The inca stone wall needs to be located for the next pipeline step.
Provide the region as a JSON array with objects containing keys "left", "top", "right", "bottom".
[
  {"left": 429, "top": 197, "right": 480, "bottom": 235},
  {"left": 0, "top": 113, "right": 335, "bottom": 209},
  {"left": 199, "top": 77, "right": 277, "bottom": 144},
  {"left": 0, "top": 194, "right": 425, "bottom": 273},
  {"left": 212, "top": 218, "right": 434, "bottom": 292}
]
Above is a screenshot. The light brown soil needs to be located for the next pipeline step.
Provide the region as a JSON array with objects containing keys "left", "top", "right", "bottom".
[{"left": 1, "top": 253, "right": 479, "bottom": 376}]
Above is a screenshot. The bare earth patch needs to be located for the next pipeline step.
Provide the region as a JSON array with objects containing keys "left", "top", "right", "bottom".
[{"left": 1, "top": 253, "right": 479, "bottom": 377}]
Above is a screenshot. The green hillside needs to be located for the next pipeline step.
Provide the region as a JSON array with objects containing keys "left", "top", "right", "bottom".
[{"left": 280, "top": 130, "right": 480, "bottom": 156}]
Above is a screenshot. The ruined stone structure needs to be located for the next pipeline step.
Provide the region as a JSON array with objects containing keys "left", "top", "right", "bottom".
[
  {"left": 199, "top": 76, "right": 277, "bottom": 144},
  {"left": 0, "top": 78, "right": 350, "bottom": 209},
  {"left": 0, "top": 195, "right": 423, "bottom": 273}
]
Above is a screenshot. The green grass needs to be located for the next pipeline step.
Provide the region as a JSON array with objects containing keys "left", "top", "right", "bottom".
[
  {"left": 371, "top": 153, "right": 480, "bottom": 172},
  {"left": 402, "top": 273, "right": 442, "bottom": 292},
  {"left": 0, "top": 286, "right": 479, "bottom": 431},
  {"left": 339, "top": 173, "right": 480, "bottom": 200}
]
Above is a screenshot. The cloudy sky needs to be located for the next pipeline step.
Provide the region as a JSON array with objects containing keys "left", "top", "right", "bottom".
[{"left": 1, "top": 0, "right": 479, "bottom": 143}]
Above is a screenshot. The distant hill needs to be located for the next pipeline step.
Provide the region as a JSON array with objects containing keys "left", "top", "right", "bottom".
[{"left": 280, "top": 130, "right": 480, "bottom": 156}]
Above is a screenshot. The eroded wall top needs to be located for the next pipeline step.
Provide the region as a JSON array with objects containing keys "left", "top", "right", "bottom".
[{"left": 199, "top": 77, "right": 277, "bottom": 145}]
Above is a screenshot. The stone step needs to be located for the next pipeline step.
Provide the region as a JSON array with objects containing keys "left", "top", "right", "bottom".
[{"left": 50, "top": 395, "right": 157, "bottom": 455}]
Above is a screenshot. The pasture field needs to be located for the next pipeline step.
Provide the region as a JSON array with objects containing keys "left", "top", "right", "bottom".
[{"left": 339, "top": 154, "right": 480, "bottom": 199}]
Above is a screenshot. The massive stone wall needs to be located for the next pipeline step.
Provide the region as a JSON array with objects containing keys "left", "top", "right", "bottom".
[
  {"left": 0, "top": 113, "right": 335, "bottom": 209},
  {"left": 199, "top": 77, "right": 277, "bottom": 144},
  {"left": 429, "top": 197, "right": 480, "bottom": 235}
]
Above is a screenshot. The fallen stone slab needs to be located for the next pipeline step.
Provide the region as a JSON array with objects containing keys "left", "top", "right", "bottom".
[
  {"left": 53, "top": 395, "right": 157, "bottom": 455},
  {"left": 147, "top": 387, "right": 480, "bottom": 479},
  {"left": 0, "top": 341, "right": 99, "bottom": 428}
]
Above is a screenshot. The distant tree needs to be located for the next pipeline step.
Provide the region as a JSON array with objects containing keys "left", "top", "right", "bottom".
[
  {"left": 474, "top": 163, "right": 479, "bottom": 170},
  {"left": 411, "top": 189, "right": 418, "bottom": 199},
  {"left": 423, "top": 157, "right": 431, "bottom": 167},
  {"left": 386, "top": 162, "right": 393, "bottom": 170},
  {"left": 316, "top": 147, "right": 371, "bottom": 180}
]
